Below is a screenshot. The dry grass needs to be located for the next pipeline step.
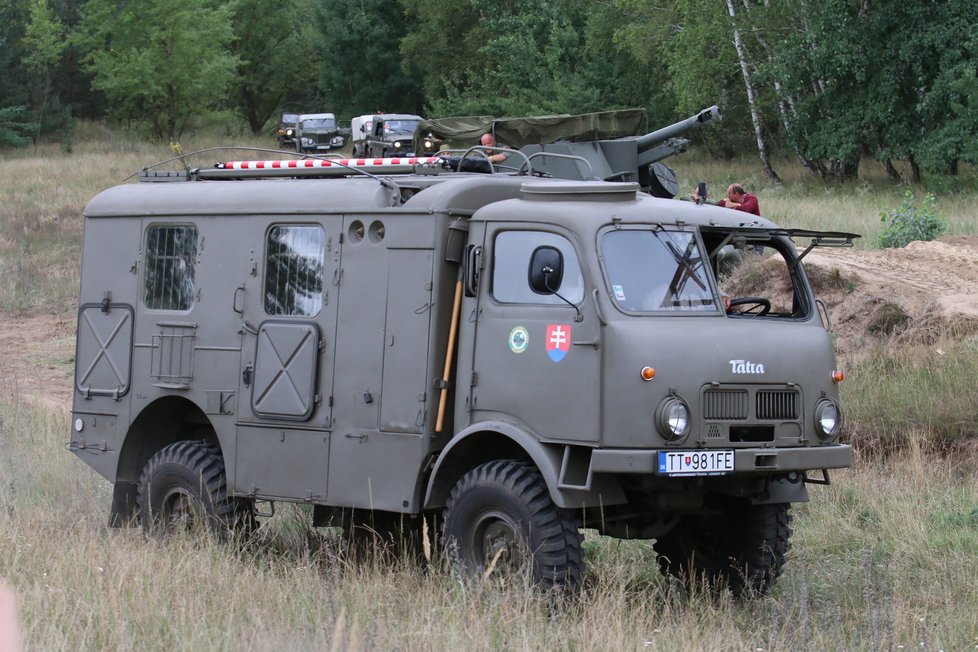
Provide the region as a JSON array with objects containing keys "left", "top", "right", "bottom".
[{"left": 1, "top": 396, "right": 977, "bottom": 650}]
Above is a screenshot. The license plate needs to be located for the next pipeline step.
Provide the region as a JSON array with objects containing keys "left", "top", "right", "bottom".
[{"left": 658, "top": 450, "right": 734, "bottom": 476}]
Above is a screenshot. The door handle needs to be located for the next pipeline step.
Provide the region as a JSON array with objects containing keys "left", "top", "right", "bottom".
[
  {"left": 233, "top": 285, "right": 245, "bottom": 314},
  {"left": 572, "top": 338, "right": 599, "bottom": 350}
]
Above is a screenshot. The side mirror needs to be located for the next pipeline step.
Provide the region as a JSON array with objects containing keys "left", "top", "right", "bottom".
[{"left": 528, "top": 246, "right": 563, "bottom": 295}]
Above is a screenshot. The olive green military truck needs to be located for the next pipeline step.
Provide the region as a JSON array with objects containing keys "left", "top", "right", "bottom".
[{"left": 70, "top": 112, "right": 855, "bottom": 595}]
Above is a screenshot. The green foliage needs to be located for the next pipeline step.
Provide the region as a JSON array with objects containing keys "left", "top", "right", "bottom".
[
  {"left": 877, "top": 192, "right": 947, "bottom": 248},
  {"left": 0, "top": 106, "right": 37, "bottom": 147},
  {"left": 402, "top": 0, "right": 663, "bottom": 119},
  {"left": 315, "top": 0, "right": 424, "bottom": 117},
  {"left": 75, "top": 0, "right": 239, "bottom": 141},
  {"left": 230, "top": 0, "right": 322, "bottom": 134}
]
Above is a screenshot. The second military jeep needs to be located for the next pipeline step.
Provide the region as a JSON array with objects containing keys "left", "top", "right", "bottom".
[{"left": 352, "top": 113, "right": 423, "bottom": 158}]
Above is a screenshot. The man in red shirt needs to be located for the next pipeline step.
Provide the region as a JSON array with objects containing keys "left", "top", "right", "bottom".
[{"left": 715, "top": 183, "right": 760, "bottom": 215}]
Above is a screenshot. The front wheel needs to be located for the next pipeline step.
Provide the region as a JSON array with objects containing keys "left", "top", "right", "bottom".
[
  {"left": 443, "top": 460, "right": 582, "bottom": 590},
  {"left": 137, "top": 440, "right": 255, "bottom": 539},
  {"left": 653, "top": 501, "right": 791, "bottom": 596}
]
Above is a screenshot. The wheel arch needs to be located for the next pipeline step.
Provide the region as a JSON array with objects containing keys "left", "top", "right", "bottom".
[
  {"left": 424, "top": 420, "right": 604, "bottom": 510},
  {"left": 109, "top": 396, "right": 223, "bottom": 527}
]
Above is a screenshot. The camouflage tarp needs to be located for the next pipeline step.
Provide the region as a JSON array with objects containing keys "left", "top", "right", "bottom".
[{"left": 414, "top": 109, "right": 648, "bottom": 153}]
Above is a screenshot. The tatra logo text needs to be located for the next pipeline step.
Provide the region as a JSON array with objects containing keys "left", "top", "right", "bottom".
[{"left": 729, "top": 359, "right": 765, "bottom": 374}]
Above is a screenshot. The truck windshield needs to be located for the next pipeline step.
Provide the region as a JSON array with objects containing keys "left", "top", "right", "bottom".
[{"left": 602, "top": 229, "right": 719, "bottom": 312}]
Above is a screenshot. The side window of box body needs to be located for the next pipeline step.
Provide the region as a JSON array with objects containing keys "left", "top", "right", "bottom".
[
  {"left": 263, "top": 224, "right": 326, "bottom": 317},
  {"left": 143, "top": 223, "right": 198, "bottom": 312}
]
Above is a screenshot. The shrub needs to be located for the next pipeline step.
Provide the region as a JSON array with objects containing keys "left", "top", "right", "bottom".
[{"left": 877, "top": 192, "right": 947, "bottom": 248}]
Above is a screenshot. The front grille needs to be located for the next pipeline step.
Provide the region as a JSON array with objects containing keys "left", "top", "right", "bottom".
[
  {"left": 756, "top": 390, "right": 798, "bottom": 420},
  {"left": 703, "top": 389, "right": 748, "bottom": 420}
]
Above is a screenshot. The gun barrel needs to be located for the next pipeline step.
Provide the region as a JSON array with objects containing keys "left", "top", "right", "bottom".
[{"left": 636, "top": 105, "right": 721, "bottom": 152}]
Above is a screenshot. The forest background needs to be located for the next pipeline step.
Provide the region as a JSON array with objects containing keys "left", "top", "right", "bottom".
[{"left": 2, "top": 0, "right": 978, "bottom": 187}]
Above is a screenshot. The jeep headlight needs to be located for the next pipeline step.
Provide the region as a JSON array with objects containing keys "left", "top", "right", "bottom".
[
  {"left": 331, "top": 136, "right": 343, "bottom": 145},
  {"left": 393, "top": 141, "right": 402, "bottom": 149},
  {"left": 813, "top": 398, "right": 842, "bottom": 441},
  {"left": 656, "top": 396, "right": 690, "bottom": 441},
  {"left": 424, "top": 140, "right": 433, "bottom": 149},
  {"left": 301, "top": 137, "right": 313, "bottom": 146},
  {"left": 286, "top": 129, "right": 293, "bottom": 136}
]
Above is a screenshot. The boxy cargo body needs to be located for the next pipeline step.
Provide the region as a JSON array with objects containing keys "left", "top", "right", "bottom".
[{"left": 71, "top": 163, "right": 853, "bottom": 592}]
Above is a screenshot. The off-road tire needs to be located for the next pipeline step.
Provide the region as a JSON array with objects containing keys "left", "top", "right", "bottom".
[
  {"left": 653, "top": 501, "right": 791, "bottom": 596},
  {"left": 137, "top": 440, "right": 255, "bottom": 540},
  {"left": 443, "top": 460, "right": 583, "bottom": 590}
]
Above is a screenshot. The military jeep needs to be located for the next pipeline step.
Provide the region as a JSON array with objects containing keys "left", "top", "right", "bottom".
[
  {"left": 295, "top": 112, "right": 345, "bottom": 153},
  {"left": 352, "top": 113, "right": 423, "bottom": 158},
  {"left": 70, "top": 110, "right": 855, "bottom": 595},
  {"left": 275, "top": 112, "right": 300, "bottom": 149}
]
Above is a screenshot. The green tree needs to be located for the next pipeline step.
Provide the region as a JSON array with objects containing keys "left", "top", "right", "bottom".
[
  {"left": 768, "top": 0, "right": 978, "bottom": 183},
  {"left": 314, "top": 0, "right": 424, "bottom": 118},
  {"left": 615, "top": 0, "right": 756, "bottom": 157},
  {"left": 75, "top": 0, "right": 239, "bottom": 140},
  {"left": 0, "top": 106, "right": 37, "bottom": 147},
  {"left": 0, "top": 0, "right": 31, "bottom": 110},
  {"left": 22, "top": 0, "right": 66, "bottom": 143},
  {"left": 402, "top": 0, "right": 658, "bottom": 118},
  {"left": 230, "top": 0, "right": 321, "bottom": 134}
]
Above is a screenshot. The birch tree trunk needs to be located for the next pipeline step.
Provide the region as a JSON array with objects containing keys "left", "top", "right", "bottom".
[{"left": 726, "top": 0, "right": 781, "bottom": 184}]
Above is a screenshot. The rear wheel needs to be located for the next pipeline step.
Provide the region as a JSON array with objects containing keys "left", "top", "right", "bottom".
[
  {"left": 443, "top": 460, "right": 582, "bottom": 590},
  {"left": 137, "top": 440, "right": 255, "bottom": 540},
  {"left": 653, "top": 501, "right": 791, "bottom": 596}
]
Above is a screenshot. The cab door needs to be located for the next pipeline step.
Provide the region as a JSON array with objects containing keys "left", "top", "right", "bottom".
[
  {"left": 234, "top": 221, "right": 339, "bottom": 501},
  {"left": 469, "top": 226, "right": 601, "bottom": 443}
]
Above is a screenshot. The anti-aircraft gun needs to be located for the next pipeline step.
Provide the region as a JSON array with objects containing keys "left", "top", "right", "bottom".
[{"left": 415, "top": 105, "right": 721, "bottom": 197}]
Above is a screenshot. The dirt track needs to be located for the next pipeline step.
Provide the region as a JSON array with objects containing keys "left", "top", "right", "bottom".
[
  {"left": 805, "top": 236, "right": 978, "bottom": 319},
  {"left": 1, "top": 236, "right": 977, "bottom": 410},
  {"left": 803, "top": 235, "right": 978, "bottom": 362}
]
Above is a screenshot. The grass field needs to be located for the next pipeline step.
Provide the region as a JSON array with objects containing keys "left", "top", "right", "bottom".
[{"left": 2, "top": 130, "right": 977, "bottom": 650}]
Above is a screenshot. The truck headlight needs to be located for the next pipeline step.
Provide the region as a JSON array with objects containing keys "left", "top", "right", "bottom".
[
  {"left": 656, "top": 396, "right": 690, "bottom": 441},
  {"left": 286, "top": 129, "right": 293, "bottom": 136},
  {"left": 424, "top": 140, "right": 433, "bottom": 149},
  {"left": 393, "top": 141, "right": 402, "bottom": 149},
  {"left": 301, "top": 137, "right": 313, "bottom": 146},
  {"left": 331, "top": 136, "right": 344, "bottom": 146},
  {"left": 813, "top": 398, "right": 842, "bottom": 441}
]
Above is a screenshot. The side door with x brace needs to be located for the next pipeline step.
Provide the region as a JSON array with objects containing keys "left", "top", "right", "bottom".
[{"left": 234, "top": 219, "right": 341, "bottom": 503}]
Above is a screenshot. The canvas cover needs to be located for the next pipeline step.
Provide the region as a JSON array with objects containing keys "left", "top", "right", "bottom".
[{"left": 414, "top": 109, "right": 648, "bottom": 153}]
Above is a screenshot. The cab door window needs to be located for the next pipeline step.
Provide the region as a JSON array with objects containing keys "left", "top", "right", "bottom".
[{"left": 491, "top": 231, "right": 584, "bottom": 304}]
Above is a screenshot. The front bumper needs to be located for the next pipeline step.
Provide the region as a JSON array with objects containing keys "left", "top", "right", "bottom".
[{"left": 589, "top": 444, "right": 853, "bottom": 476}]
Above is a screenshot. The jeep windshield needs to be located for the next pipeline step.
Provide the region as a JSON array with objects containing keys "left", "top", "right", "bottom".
[
  {"left": 602, "top": 228, "right": 719, "bottom": 312},
  {"left": 383, "top": 119, "right": 420, "bottom": 135},
  {"left": 301, "top": 118, "right": 336, "bottom": 130}
]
